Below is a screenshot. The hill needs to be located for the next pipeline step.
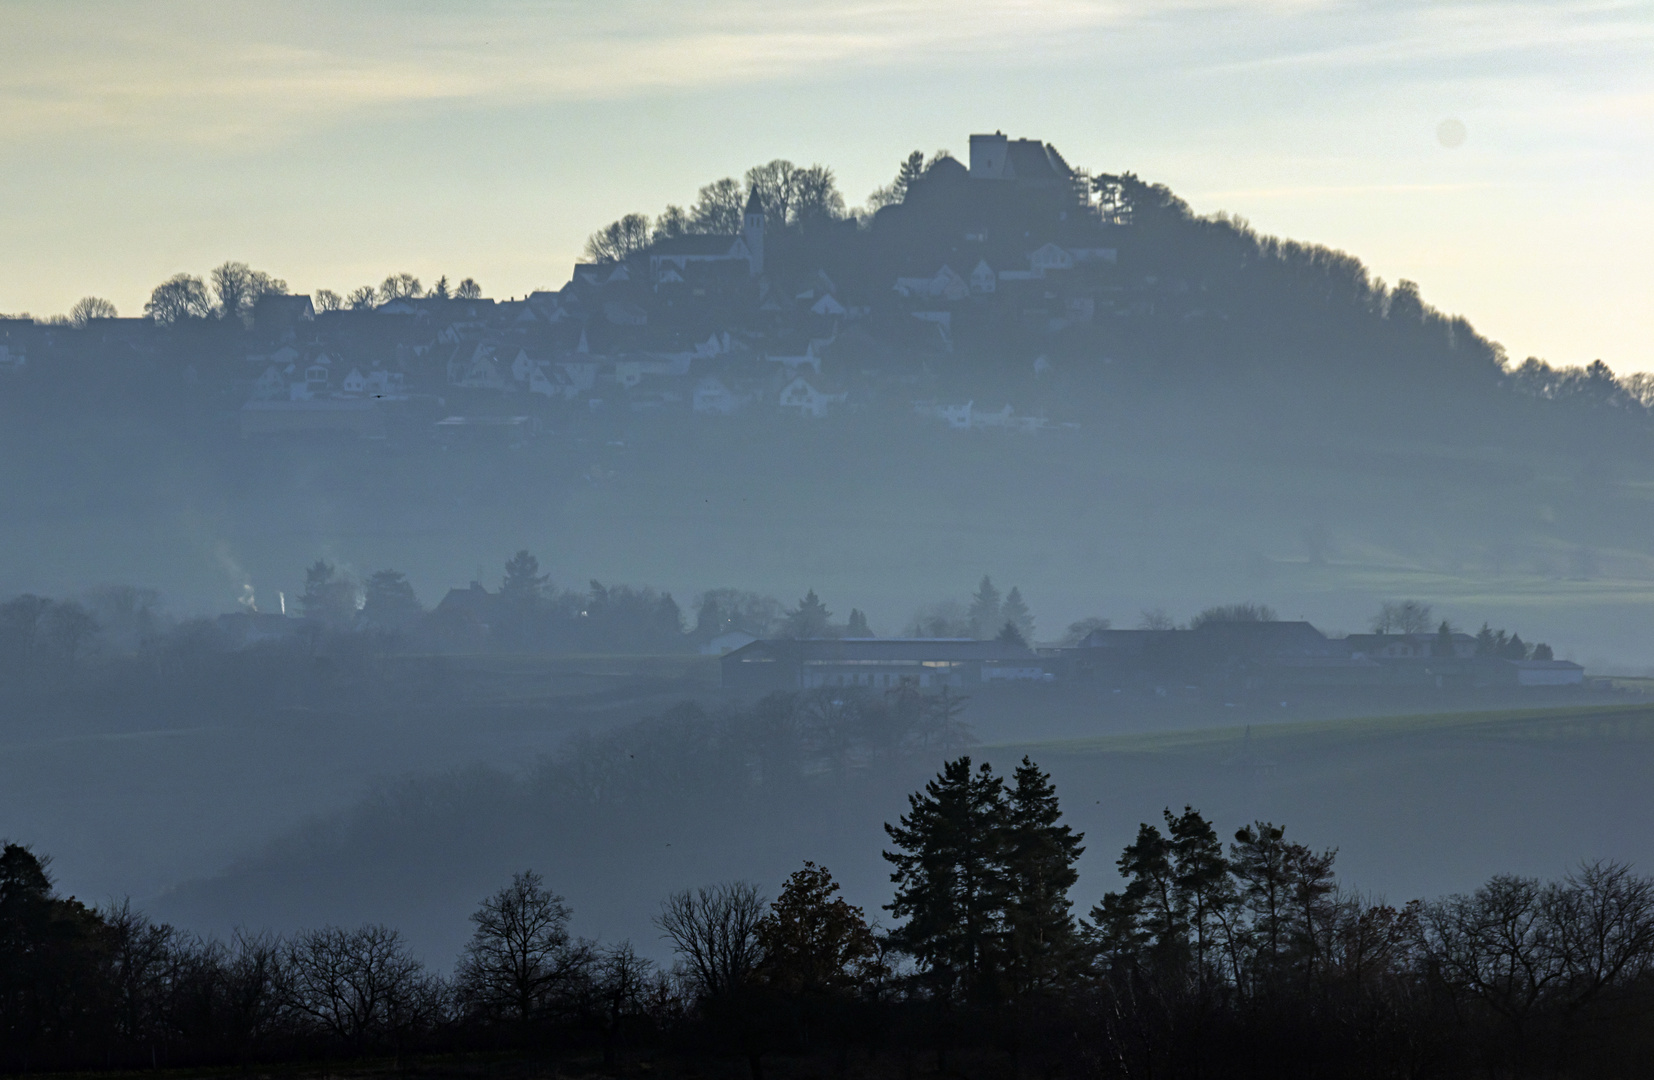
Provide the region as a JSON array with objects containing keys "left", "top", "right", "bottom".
[{"left": 2, "top": 132, "right": 1653, "bottom": 666}]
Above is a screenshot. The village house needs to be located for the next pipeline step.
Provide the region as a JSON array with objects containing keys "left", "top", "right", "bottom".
[{"left": 776, "top": 376, "right": 845, "bottom": 419}]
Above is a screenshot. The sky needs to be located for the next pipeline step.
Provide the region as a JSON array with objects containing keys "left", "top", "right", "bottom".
[{"left": 1, "top": 0, "right": 1650, "bottom": 371}]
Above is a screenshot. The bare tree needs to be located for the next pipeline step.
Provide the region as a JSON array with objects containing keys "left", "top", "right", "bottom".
[
  {"left": 654, "top": 204, "right": 689, "bottom": 241},
  {"left": 100, "top": 899, "right": 177, "bottom": 1046},
  {"left": 688, "top": 178, "right": 745, "bottom": 234},
  {"left": 313, "top": 288, "right": 344, "bottom": 312},
  {"left": 211, "top": 261, "right": 287, "bottom": 323},
  {"left": 1549, "top": 860, "right": 1654, "bottom": 1011},
  {"left": 285, "top": 924, "right": 439, "bottom": 1051},
  {"left": 1372, "top": 600, "right": 1433, "bottom": 635},
  {"left": 144, "top": 273, "right": 212, "bottom": 323},
  {"left": 455, "top": 277, "right": 482, "bottom": 300},
  {"left": 1138, "top": 608, "right": 1176, "bottom": 631},
  {"left": 1190, "top": 602, "right": 1278, "bottom": 629},
  {"left": 745, "top": 160, "right": 800, "bottom": 227},
  {"left": 378, "top": 273, "right": 422, "bottom": 301},
  {"left": 594, "top": 941, "right": 655, "bottom": 1070},
  {"left": 40, "top": 600, "right": 98, "bottom": 671},
  {"left": 346, "top": 285, "right": 378, "bottom": 309},
  {"left": 457, "top": 870, "right": 592, "bottom": 1026},
  {"left": 67, "top": 297, "right": 117, "bottom": 327},
  {"left": 220, "top": 930, "right": 294, "bottom": 1058},
  {"left": 790, "top": 164, "right": 845, "bottom": 224},
  {"left": 655, "top": 881, "right": 767, "bottom": 1001},
  {"left": 584, "top": 214, "right": 652, "bottom": 263},
  {"left": 0, "top": 594, "right": 54, "bottom": 673}
]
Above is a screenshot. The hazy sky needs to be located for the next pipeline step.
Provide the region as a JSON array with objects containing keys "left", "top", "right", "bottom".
[{"left": 2, "top": 1, "right": 1649, "bottom": 370}]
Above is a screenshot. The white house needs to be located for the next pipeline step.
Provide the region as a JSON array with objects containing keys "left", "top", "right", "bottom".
[
  {"left": 970, "top": 260, "right": 997, "bottom": 294},
  {"left": 509, "top": 349, "right": 535, "bottom": 383},
  {"left": 811, "top": 294, "right": 848, "bottom": 317},
  {"left": 455, "top": 354, "right": 510, "bottom": 391},
  {"left": 1028, "top": 243, "right": 1075, "bottom": 273},
  {"left": 558, "top": 361, "right": 598, "bottom": 391},
  {"left": 341, "top": 368, "right": 368, "bottom": 395},
  {"left": 693, "top": 377, "right": 743, "bottom": 415},
  {"left": 895, "top": 265, "right": 969, "bottom": 302},
  {"left": 777, "top": 377, "right": 845, "bottom": 419},
  {"left": 362, "top": 370, "right": 405, "bottom": 398},
  {"left": 528, "top": 364, "right": 566, "bottom": 398}
]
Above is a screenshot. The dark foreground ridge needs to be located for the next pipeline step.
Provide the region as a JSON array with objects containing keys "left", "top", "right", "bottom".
[{"left": 6, "top": 750, "right": 1654, "bottom": 1079}]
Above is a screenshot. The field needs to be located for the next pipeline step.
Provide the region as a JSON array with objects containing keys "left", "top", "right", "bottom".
[{"left": 988, "top": 700, "right": 1654, "bottom": 913}]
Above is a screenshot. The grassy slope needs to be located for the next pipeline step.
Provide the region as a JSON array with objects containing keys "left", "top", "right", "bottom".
[{"left": 982, "top": 700, "right": 1654, "bottom": 910}]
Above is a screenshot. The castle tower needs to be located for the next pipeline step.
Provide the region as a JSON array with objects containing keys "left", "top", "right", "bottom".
[{"left": 742, "top": 187, "right": 765, "bottom": 277}]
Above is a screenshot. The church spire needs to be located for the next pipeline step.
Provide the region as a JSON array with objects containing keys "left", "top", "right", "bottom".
[{"left": 742, "top": 187, "right": 766, "bottom": 276}]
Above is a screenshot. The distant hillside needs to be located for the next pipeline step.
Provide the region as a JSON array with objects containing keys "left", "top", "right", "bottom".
[{"left": 3, "top": 133, "right": 1654, "bottom": 666}]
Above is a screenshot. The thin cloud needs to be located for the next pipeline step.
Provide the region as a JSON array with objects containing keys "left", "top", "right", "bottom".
[{"left": 19, "top": 0, "right": 1640, "bottom": 145}]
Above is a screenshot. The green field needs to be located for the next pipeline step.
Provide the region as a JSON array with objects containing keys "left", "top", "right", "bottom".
[{"left": 969, "top": 699, "right": 1654, "bottom": 910}]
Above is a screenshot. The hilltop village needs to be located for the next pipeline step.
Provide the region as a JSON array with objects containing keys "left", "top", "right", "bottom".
[{"left": 1, "top": 133, "right": 1144, "bottom": 440}]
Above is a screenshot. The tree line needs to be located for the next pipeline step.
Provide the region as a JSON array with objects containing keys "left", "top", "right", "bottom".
[
  {"left": 51, "top": 265, "right": 491, "bottom": 328},
  {"left": 7, "top": 748, "right": 1654, "bottom": 1076}
]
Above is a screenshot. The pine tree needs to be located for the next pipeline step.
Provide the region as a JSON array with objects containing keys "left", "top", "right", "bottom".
[
  {"left": 361, "top": 570, "right": 422, "bottom": 629},
  {"left": 1002, "top": 587, "right": 1034, "bottom": 643},
  {"left": 883, "top": 757, "right": 1009, "bottom": 1002},
  {"left": 969, "top": 577, "right": 1002, "bottom": 639},
  {"left": 500, "top": 550, "right": 549, "bottom": 606},
  {"left": 1166, "top": 806, "right": 1235, "bottom": 992},
  {"left": 1002, "top": 757, "right": 1085, "bottom": 995},
  {"left": 995, "top": 620, "right": 1028, "bottom": 649},
  {"left": 1091, "top": 821, "right": 1182, "bottom": 968},
  {"left": 846, "top": 608, "right": 872, "bottom": 638},
  {"left": 783, "top": 589, "right": 831, "bottom": 639},
  {"left": 1231, "top": 822, "right": 1292, "bottom": 990},
  {"left": 1434, "top": 620, "right": 1457, "bottom": 658}
]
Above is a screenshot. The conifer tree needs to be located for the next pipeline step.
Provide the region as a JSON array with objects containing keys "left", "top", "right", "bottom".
[
  {"left": 784, "top": 589, "right": 831, "bottom": 639},
  {"left": 1166, "top": 806, "right": 1236, "bottom": 992},
  {"left": 969, "top": 577, "right": 1002, "bottom": 639},
  {"left": 1002, "top": 757, "right": 1084, "bottom": 995},
  {"left": 500, "top": 550, "right": 549, "bottom": 606},
  {"left": 1231, "top": 821, "right": 1292, "bottom": 990},
  {"left": 883, "top": 757, "right": 1009, "bottom": 1002},
  {"left": 1091, "top": 821, "right": 1182, "bottom": 967},
  {"left": 1002, "top": 587, "right": 1034, "bottom": 643},
  {"left": 995, "top": 620, "right": 1029, "bottom": 648},
  {"left": 361, "top": 570, "right": 422, "bottom": 629}
]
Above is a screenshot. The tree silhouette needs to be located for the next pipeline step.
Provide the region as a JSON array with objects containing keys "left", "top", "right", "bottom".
[
  {"left": 968, "top": 576, "right": 1001, "bottom": 640},
  {"left": 144, "top": 274, "right": 212, "bottom": 323},
  {"left": 1002, "top": 758, "right": 1084, "bottom": 996},
  {"left": 783, "top": 590, "right": 831, "bottom": 639},
  {"left": 457, "top": 870, "right": 588, "bottom": 1029},
  {"left": 756, "top": 862, "right": 877, "bottom": 995},
  {"left": 884, "top": 756, "right": 1009, "bottom": 1003}
]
